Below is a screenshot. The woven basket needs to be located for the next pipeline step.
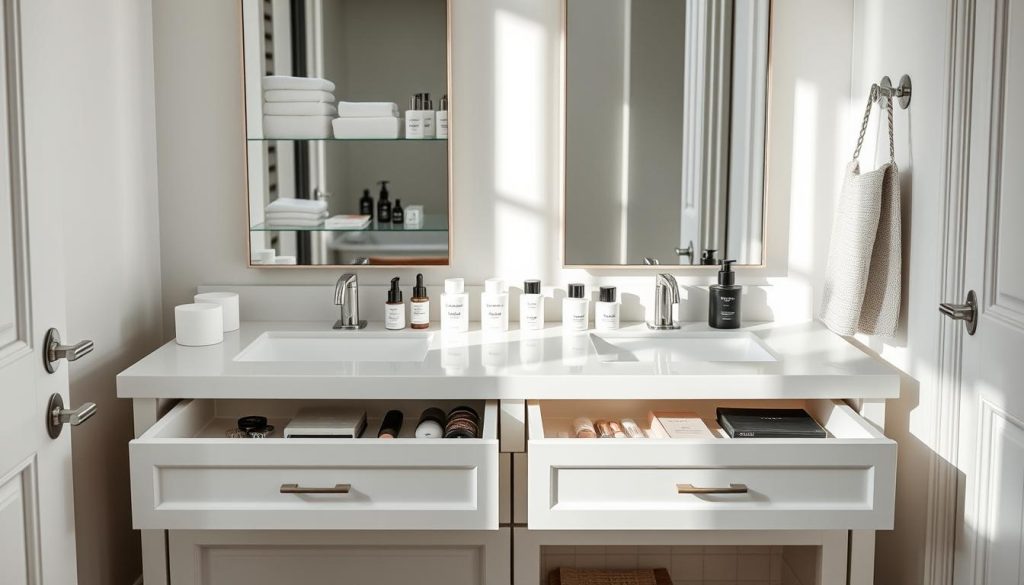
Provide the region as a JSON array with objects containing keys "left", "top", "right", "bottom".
[{"left": 547, "top": 568, "right": 673, "bottom": 585}]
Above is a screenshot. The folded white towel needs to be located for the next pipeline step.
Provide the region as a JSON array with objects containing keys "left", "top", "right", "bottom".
[
  {"left": 263, "top": 115, "right": 333, "bottom": 139},
  {"left": 265, "top": 210, "right": 329, "bottom": 221},
  {"left": 324, "top": 215, "right": 372, "bottom": 229},
  {"left": 332, "top": 116, "right": 401, "bottom": 139},
  {"left": 264, "top": 89, "right": 336, "bottom": 103},
  {"left": 265, "top": 197, "right": 328, "bottom": 214},
  {"left": 337, "top": 101, "right": 400, "bottom": 118},
  {"left": 265, "top": 217, "right": 325, "bottom": 228},
  {"left": 263, "top": 102, "right": 338, "bottom": 116},
  {"left": 263, "top": 75, "right": 336, "bottom": 92}
]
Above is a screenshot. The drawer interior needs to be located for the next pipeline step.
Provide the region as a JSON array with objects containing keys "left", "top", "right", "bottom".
[
  {"left": 529, "top": 399, "right": 882, "bottom": 441},
  {"left": 143, "top": 399, "right": 497, "bottom": 442}
]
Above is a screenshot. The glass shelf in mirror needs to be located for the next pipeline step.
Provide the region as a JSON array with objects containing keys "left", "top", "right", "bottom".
[
  {"left": 246, "top": 137, "right": 448, "bottom": 142},
  {"left": 250, "top": 214, "right": 449, "bottom": 233}
]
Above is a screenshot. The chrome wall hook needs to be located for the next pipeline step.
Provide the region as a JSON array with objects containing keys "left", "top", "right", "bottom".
[{"left": 873, "top": 74, "right": 912, "bottom": 109}]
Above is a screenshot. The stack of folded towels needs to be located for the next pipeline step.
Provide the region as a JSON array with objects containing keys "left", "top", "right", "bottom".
[
  {"left": 333, "top": 101, "right": 401, "bottom": 139},
  {"left": 263, "top": 76, "right": 337, "bottom": 139},
  {"left": 264, "top": 197, "right": 328, "bottom": 228}
]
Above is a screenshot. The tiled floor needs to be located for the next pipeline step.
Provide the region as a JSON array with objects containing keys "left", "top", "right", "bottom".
[{"left": 540, "top": 545, "right": 791, "bottom": 585}]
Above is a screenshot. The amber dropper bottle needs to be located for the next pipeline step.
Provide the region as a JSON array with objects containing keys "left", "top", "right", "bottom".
[{"left": 410, "top": 273, "right": 430, "bottom": 329}]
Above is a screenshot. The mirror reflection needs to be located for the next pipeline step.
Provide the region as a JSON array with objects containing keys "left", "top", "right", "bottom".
[
  {"left": 242, "top": 0, "right": 450, "bottom": 266},
  {"left": 563, "top": 0, "right": 770, "bottom": 266}
]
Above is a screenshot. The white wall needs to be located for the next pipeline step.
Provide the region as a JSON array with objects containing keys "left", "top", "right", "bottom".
[
  {"left": 23, "top": 1, "right": 164, "bottom": 584},
  {"left": 848, "top": 1, "right": 950, "bottom": 583},
  {"left": 152, "top": 0, "right": 853, "bottom": 332}
]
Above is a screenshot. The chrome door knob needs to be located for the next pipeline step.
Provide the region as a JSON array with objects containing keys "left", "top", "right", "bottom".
[
  {"left": 939, "top": 290, "right": 978, "bottom": 335},
  {"left": 43, "top": 327, "right": 94, "bottom": 373},
  {"left": 46, "top": 393, "right": 97, "bottom": 439}
]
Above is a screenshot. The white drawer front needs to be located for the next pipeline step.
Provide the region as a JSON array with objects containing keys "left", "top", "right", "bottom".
[
  {"left": 527, "top": 400, "right": 896, "bottom": 531},
  {"left": 131, "top": 400, "right": 499, "bottom": 530}
]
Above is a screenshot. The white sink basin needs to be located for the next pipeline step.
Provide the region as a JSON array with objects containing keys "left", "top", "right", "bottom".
[
  {"left": 589, "top": 331, "right": 777, "bottom": 363},
  {"left": 234, "top": 331, "right": 432, "bottom": 363}
]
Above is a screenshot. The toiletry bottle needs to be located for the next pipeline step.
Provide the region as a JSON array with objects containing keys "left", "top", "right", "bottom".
[
  {"left": 377, "top": 180, "right": 392, "bottom": 223},
  {"left": 405, "top": 94, "right": 424, "bottom": 139},
  {"left": 392, "top": 199, "right": 404, "bottom": 225},
  {"left": 709, "top": 260, "right": 742, "bottom": 329},
  {"left": 415, "top": 408, "right": 445, "bottom": 438},
  {"left": 595, "top": 286, "right": 620, "bottom": 330},
  {"left": 441, "top": 277, "right": 469, "bottom": 332},
  {"left": 410, "top": 273, "right": 430, "bottom": 329},
  {"left": 422, "top": 93, "right": 435, "bottom": 138},
  {"left": 562, "top": 283, "right": 589, "bottom": 331},
  {"left": 520, "top": 279, "right": 545, "bottom": 331},
  {"left": 701, "top": 249, "right": 719, "bottom": 265},
  {"left": 436, "top": 95, "right": 449, "bottom": 139},
  {"left": 385, "top": 277, "right": 405, "bottom": 330},
  {"left": 377, "top": 410, "right": 404, "bottom": 439},
  {"left": 480, "top": 278, "right": 509, "bottom": 331},
  {"left": 359, "top": 188, "right": 374, "bottom": 220}
]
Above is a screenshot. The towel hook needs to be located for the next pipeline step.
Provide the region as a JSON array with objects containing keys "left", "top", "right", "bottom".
[{"left": 873, "top": 74, "right": 912, "bottom": 109}]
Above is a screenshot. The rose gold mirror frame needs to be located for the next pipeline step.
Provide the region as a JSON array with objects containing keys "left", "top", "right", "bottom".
[
  {"left": 239, "top": 0, "right": 454, "bottom": 269},
  {"left": 558, "top": 0, "right": 774, "bottom": 270}
]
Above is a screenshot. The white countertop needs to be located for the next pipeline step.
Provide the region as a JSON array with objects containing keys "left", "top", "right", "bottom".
[{"left": 116, "top": 321, "right": 900, "bottom": 400}]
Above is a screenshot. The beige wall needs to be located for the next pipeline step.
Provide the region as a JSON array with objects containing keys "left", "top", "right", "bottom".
[
  {"left": 849, "top": 2, "right": 951, "bottom": 583},
  {"left": 40, "top": 0, "right": 164, "bottom": 583}
]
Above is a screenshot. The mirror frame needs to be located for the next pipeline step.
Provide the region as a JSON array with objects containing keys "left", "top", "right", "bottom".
[
  {"left": 239, "top": 0, "right": 455, "bottom": 269},
  {"left": 558, "top": 0, "right": 773, "bottom": 270}
]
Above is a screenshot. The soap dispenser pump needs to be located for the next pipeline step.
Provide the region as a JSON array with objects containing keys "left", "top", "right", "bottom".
[
  {"left": 385, "top": 277, "right": 405, "bottom": 330},
  {"left": 377, "top": 181, "right": 392, "bottom": 224},
  {"left": 709, "top": 260, "right": 741, "bottom": 329}
]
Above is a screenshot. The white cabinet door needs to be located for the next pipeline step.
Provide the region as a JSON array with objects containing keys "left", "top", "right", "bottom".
[
  {"left": 0, "top": 1, "right": 79, "bottom": 583},
  {"left": 954, "top": 0, "right": 1024, "bottom": 583}
]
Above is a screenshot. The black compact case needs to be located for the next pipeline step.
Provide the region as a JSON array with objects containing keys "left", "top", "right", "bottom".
[{"left": 716, "top": 408, "right": 827, "bottom": 438}]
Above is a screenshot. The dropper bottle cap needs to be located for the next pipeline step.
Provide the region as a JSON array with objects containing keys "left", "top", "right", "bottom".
[
  {"left": 388, "top": 277, "right": 402, "bottom": 303},
  {"left": 414, "top": 273, "right": 427, "bottom": 298},
  {"left": 718, "top": 260, "right": 737, "bottom": 286}
]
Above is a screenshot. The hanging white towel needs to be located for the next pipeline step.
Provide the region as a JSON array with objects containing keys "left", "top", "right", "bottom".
[
  {"left": 264, "top": 89, "right": 336, "bottom": 103},
  {"left": 820, "top": 91, "right": 902, "bottom": 336},
  {"left": 262, "top": 75, "right": 336, "bottom": 92},
  {"left": 263, "top": 102, "right": 338, "bottom": 116},
  {"left": 265, "top": 197, "right": 328, "bottom": 214}
]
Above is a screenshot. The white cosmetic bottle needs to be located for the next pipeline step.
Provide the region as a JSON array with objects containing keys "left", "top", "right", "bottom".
[
  {"left": 436, "top": 95, "right": 449, "bottom": 139},
  {"left": 519, "top": 279, "right": 545, "bottom": 331},
  {"left": 422, "top": 94, "right": 435, "bottom": 138},
  {"left": 385, "top": 277, "right": 406, "bottom": 330},
  {"left": 594, "top": 286, "right": 620, "bottom": 330},
  {"left": 405, "top": 94, "right": 424, "bottom": 139},
  {"left": 562, "top": 283, "right": 589, "bottom": 331},
  {"left": 441, "top": 277, "right": 469, "bottom": 332},
  {"left": 481, "top": 278, "right": 509, "bottom": 331}
]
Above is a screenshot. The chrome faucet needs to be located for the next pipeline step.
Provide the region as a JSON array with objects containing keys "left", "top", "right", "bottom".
[
  {"left": 333, "top": 273, "right": 367, "bottom": 329},
  {"left": 648, "top": 273, "right": 681, "bottom": 330}
]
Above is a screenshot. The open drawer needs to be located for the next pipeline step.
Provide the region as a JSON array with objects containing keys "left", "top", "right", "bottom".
[
  {"left": 526, "top": 399, "right": 896, "bottom": 531},
  {"left": 130, "top": 399, "right": 498, "bottom": 530}
]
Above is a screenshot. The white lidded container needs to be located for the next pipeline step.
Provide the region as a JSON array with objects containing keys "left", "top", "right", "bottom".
[
  {"left": 480, "top": 278, "right": 509, "bottom": 331},
  {"left": 562, "top": 283, "right": 589, "bottom": 331},
  {"left": 519, "top": 279, "right": 545, "bottom": 331},
  {"left": 594, "top": 286, "right": 621, "bottom": 330},
  {"left": 441, "top": 278, "right": 469, "bottom": 332}
]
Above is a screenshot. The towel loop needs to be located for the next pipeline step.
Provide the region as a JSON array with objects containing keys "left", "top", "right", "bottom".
[{"left": 852, "top": 86, "right": 896, "bottom": 166}]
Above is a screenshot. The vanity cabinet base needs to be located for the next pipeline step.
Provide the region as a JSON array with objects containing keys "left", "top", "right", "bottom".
[{"left": 168, "top": 529, "right": 511, "bottom": 585}]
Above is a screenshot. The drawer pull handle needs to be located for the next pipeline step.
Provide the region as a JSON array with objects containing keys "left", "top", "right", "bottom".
[
  {"left": 280, "top": 483, "right": 351, "bottom": 494},
  {"left": 677, "top": 483, "right": 748, "bottom": 495}
]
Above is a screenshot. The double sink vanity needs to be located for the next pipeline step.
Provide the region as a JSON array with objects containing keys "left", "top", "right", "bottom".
[{"left": 119, "top": 293, "right": 899, "bottom": 585}]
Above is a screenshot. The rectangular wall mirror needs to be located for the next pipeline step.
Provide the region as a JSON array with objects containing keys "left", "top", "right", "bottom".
[
  {"left": 562, "top": 0, "right": 770, "bottom": 267},
  {"left": 241, "top": 0, "right": 451, "bottom": 267}
]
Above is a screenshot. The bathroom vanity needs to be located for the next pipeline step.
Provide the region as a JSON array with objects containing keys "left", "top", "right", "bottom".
[{"left": 118, "top": 292, "right": 898, "bottom": 585}]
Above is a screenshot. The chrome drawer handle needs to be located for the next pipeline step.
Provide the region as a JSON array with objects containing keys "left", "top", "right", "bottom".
[
  {"left": 677, "top": 483, "right": 748, "bottom": 494},
  {"left": 280, "top": 483, "right": 351, "bottom": 494}
]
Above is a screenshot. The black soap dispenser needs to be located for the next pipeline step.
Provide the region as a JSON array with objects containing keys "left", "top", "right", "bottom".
[
  {"left": 392, "top": 199, "right": 404, "bottom": 225},
  {"left": 359, "top": 188, "right": 374, "bottom": 219},
  {"left": 709, "top": 260, "right": 742, "bottom": 329},
  {"left": 377, "top": 180, "right": 392, "bottom": 224}
]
